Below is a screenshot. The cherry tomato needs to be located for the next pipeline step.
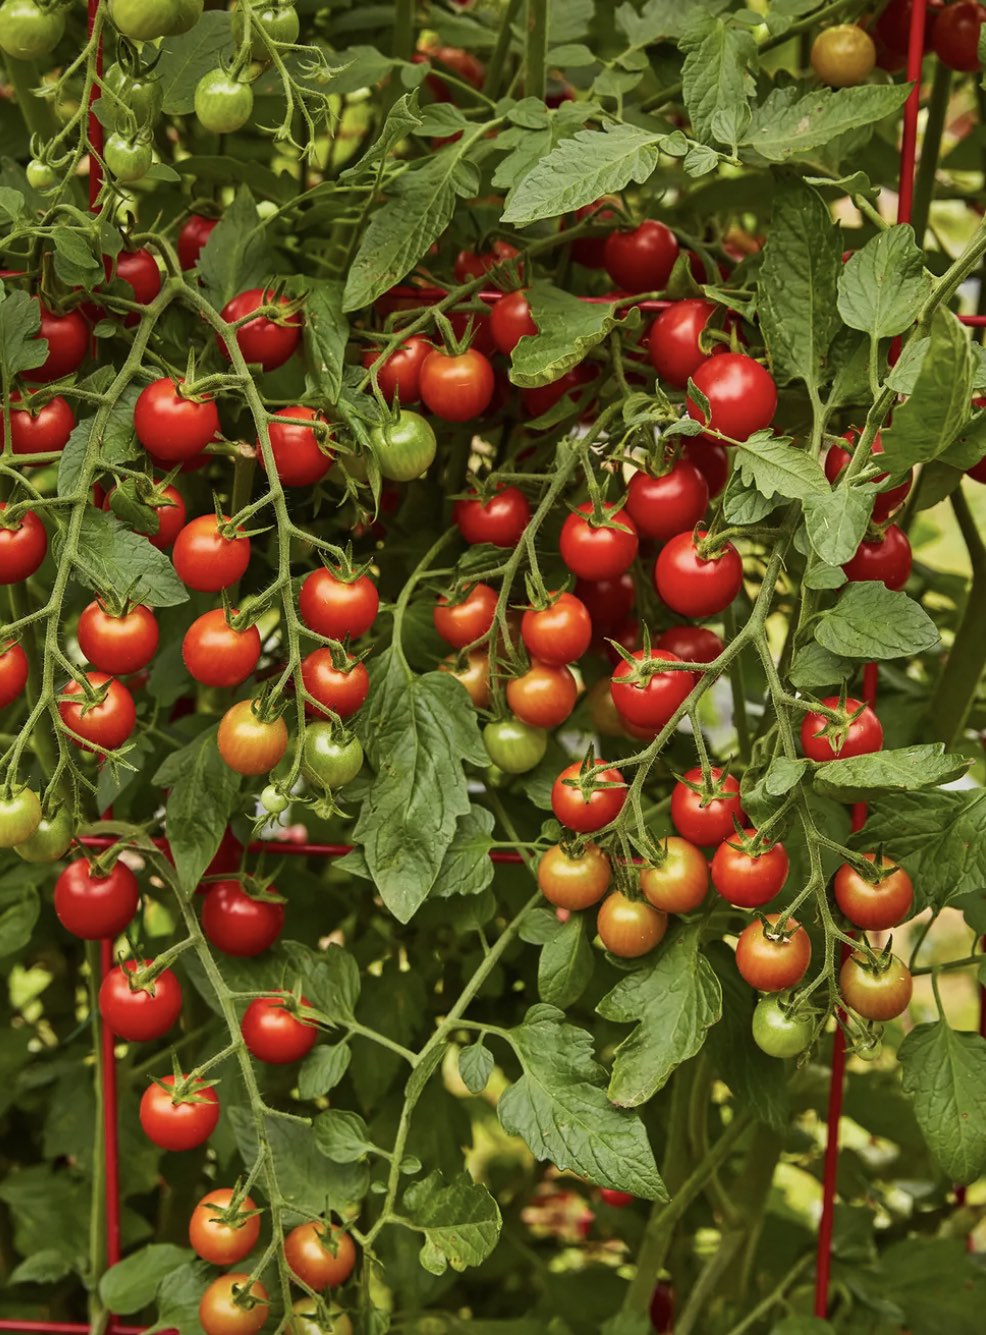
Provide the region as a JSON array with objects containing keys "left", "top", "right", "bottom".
[
  {"left": 173, "top": 514, "right": 251, "bottom": 592},
  {"left": 78, "top": 601, "right": 158, "bottom": 675},
  {"left": 177, "top": 214, "right": 218, "bottom": 269},
  {"left": 452, "top": 239, "right": 517, "bottom": 281},
  {"left": 302, "top": 725, "right": 363, "bottom": 790},
  {"left": 14, "top": 805, "right": 73, "bottom": 863},
  {"left": 670, "top": 767, "right": 745, "bottom": 845},
  {"left": 217, "top": 700, "right": 288, "bottom": 775},
  {"left": 106, "top": 482, "right": 186, "bottom": 549},
  {"left": 800, "top": 696, "right": 883, "bottom": 761},
  {"left": 647, "top": 300, "right": 723, "bottom": 389},
  {"left": 301, "top": 649, "right": 370, "bottom": 719},
  {"left": 434, "top": 583, "right": 498, "bottom": 648},
  {"left": 597, "top": 892, "right": 667, "bottom": 958},
  {"left": 134, "top": 379, "right": 219, "bottom": 463},
  {"left": 810, "top": 24, "right": 877, "bottom": 85},
  {"left": 189, "top": 1188, "right": 261, "bottom": 1266},
  {"left": 654, "top": 529, "right": 743, "bottom": 619},
  {"left": 0, "top": 640, "right": 28, "bottom": 707},
  {"left": 0, "top": 505, "right": 47, "bottom": 583},
  {"left": 3, "top": 391, "right": 74, "bottom": 457},
  {"left": 199, "top": 1274, "right": 268, "bottom": 1335},
  {"left": 419, "top": 347, "right": 495, "bottom": 421},
  {"left": 54, "top": 857, "right": 139, "bottom": 939},
  {"left": 575, "top": 573, "right": 635, "bottom": 637},
  {"left": 363, "top": 335, "right": 433, "bottom": 404},
  {"left": 823, "top": 431, "right": 912, "bottom": 522},
  {"left": 655, "top": 625, "right": 723, "bottom": 664},
  {"left": 195, "top": 70, "right": 254, "bottom": 134},
  {"left": 603, "top": 220, "right": 679, "bottom": 294},
  {"left": 560, "top": 502, "right": 638, "bottom": 580},
  {"left": 454, "top": 485, "right": 531, "bottom": 547},
  {"left": 626, "top": 461, "right": 709, "bottom": 543},
  {"left": 299, "top": 569, "right": 378, "bottom": 641},
  {"left": 599, "top": 1188, "right": 635, "bottom": 1208},
  {"left": 25, "top": 301, "right": 88, "bottom": 383},
  {"left": 842, "top": 524, "right": 911, "bottom": 590},
  {"left": 260, "top": 405, "right": 333, "bottom": 487},
  {"left": 873, "top": 0, "right": 940, "bottom": 69},
  {"left": 687, "top": 354, "right": 777, "bottom": 443},
  {"left": 182, "top": 609, "right": 261, "bottom": 688},
  {"left": 218, "top": 288, "right": 302, "bottom": 370},
  {"left": 683, "top": 439, "right": 729, "bottom": 497},
  {"left": 0, "top": 0, "right": 65, "bottom": 58},
  {"left": 521, "top": 362, "right": 597, "bottom": 417},
  {"left": 537, "top": 841, "right": 612, "bottom": 910},
  {"left": 932, "top": 1, "right": 985, "bottom": 69},
  {"left": 610, "top": 648, "right": 694, "bottom": 730},
  {"left": 839, "top": 952, "right": 913, "bottom": 1020},
  {"left": 440, "top": 649, "right": 491, "bottom": 708},
  {"left": 551, "top": 761, "right": 626, "bottom": 833},
  {"left": 99, "top": 959, "right": 182, "bottom": 1041},
  {"left": 0, "top": 787, "right": 42, "bottom": 848},
  {"left": 506, "top": 661, "right": 578, "bottom": 728},
  {"left": 639, "top": 837, "right": 709, "bottom": 912},
  {"left": 752, "top": 995, "right": 813, "bottom": 1058},
  {"left": 521, "top": 592, "right": 592, "bottom": 665},
  {"left": 287, "top": 1297, "right": 352, "bottom": 1335},
  {"left": 141, "top": 1073, "right": 220, "bottom": 1150},
  {"left": 109, "top": 248, "right": 162, "bottom": 311},
  {"left": 483, "top": 718, "right": 547, "bottom": 773},
  {"left": 370, "top": 409, "right": 437, "bottom": 481},
  {"left": 284, "top": 1223, "right": 358, "bottom": 1292},
  {"left": 241, "top": 994, "right": 318, "bottom": 1064},
  {"left": 107, "top": 0, "right": 178, "bottom": 41},
  {"left": 712, "top": 830, "right": 789, "bottom": 908},
  {"left": 570, "top": 198, "right": 618, "bottom": 268},
  {"left": 490, "top": 289, "right": 537, "bottom": 354},
  {"left": 834, "top": 854, "right": 914, "bottom": 930},
  {"left": 202, "top": 879, "right": 285, "bottom": 956},
  {"left": 735, "top": 914, "right": 810, "bottom": 991},
  {"left": 59, "top": 672, "right": 136, "bottom": 751}
]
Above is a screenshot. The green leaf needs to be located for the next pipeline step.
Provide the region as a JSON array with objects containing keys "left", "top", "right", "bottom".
[
  {"left": 940, "top": 406, "right": 986, "bottom": 470},
  {"left": 510, "top": 285, "right": 641, "bottom": 388},
  {"left": 458, "top": 1041, "right": 494, "bottom": 1094},
  {"left": 853, "top": 790, "right": 986, "bottom": 909},
  {"left": 58, "top": 508, "right": 189, "bottom": 609},
  {"left": 837, "top": 225, "right": 931, "bottom": 341},
  {"left": 812, "top": 745, "right": 968, "bottom": 801},
  {"left": 198, "top": 186, "right": 271, "bottom": 307},
  {"left": 230, "top": 1107, "right": 369, "bottom": 1217},
  {"left": 0, "top": 287, "right": 46, "bottom": 378},
  {"left": 705, "top": 942, "right": 790, "bottom": 1129},
  {"left": 281, "top": 941, "right": 361, "bottom": 1023},
  {"left": 734, "top": 432, "right": 828, "bottom": 501},
  {"left": 52, "top": 228, "right": 101, "bottom": 287},
  {"left": 154, "top": 727, "right": 241, "bottom": 894},
  {"left": 341, "top": 91, "right": 423, "bottom": 180},
  {"left": 313, "top": 1109, "right": 376, "bottom": 1163},
  {"left": 765, "top": 756, "right": 809, "bottom": 796},
  {"left": 615, "top": 0, "right": 697, "bottom": 44},
  {"left": 769, "top": 1321, "right": 835, "bottom": 1335},
  {"left": 402, "top": 1171, "right": 502, "bottom": 1276},
  {"left": 354, "top": 654, "right": 487, "bottom": 922},
  {"left": 596, "top": 927, "right": 722, "bottom": 1107},
  {"left": 802, "top": 483, "right": 874, "bottom": 565},
  {"left": 813, "top": 583, "right": 940, "bottom": 660},
  {"left": 680, "top": 15, "right": 756, "bottom": 148},
  {"left": 298, "top": 1042, "right": 351, "bottom": 1100},
  {"left": 758, "top": 179, "right": 841, "bottom": 389},
  {"left": 58, "top": 384, "right": 142, "bottom": 499},
  {"left": 98, "top": 1244, "right": 193, "bottom": 1314},
  {"left": 432, "top": 806, "right": 496, "bottom": 899},
  {"left": 538, "top": 912, "right": 594, "bottom": 1009},
  {"left": 498, "top": 1004, "right": 666, "bottom": 1200},
  {"left": 899, "top": 1023, "right": 986, "bottom": 1183},
  {"left": 789, "top": 642, "right": 852, "bottom": 691},
  {"left": 881, "top": 310, "right": 975, "bottom": 468},
  {"left": 154, "top": 1260, "right": 213, "bottom": 1333},
  {"left": 878, "top": 1237, "right": 986, "bottom": 1335},
  {"left": 0, "top": 867, "right": 39, "bottom": 959},
  {"left": 740, "top": 84, "right": 911, "bottom": 163},
  {"left": 157, "top": 10, "right": 234, "bottom": 114},
  {"left": 493, "top": 103, "right": 593, "bottom": 199},
  {"left": 8, "top": 1250, "right": 72, "bottom": 1285},
  {"left": 300, "top": 277, "right": 348, "bottom": 404}
]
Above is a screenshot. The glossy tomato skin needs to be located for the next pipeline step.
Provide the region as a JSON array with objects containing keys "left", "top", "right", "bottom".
[
  {"left": 537, "top": 842, "right": 612, "bottom": 910},
  {"left": 0, "top": 788, "right": 41, "bottom": 847},
  {"left": 521, "top": 592, "right": 592, "bottom": 665},
  {"left": 178, "top": 214, "right": 218, "bottom": 269},
  {"left": 241, "top": 995, "right": 318, "bottom": 1064},
  {"left": 441, "top": 649, "right": 491, "bottom": 708},
  {"left": 25, "top": 302, "right": 88, "bottom": 383},
  {"left": 78, "top": 601, "right": 159, "bottom": 675},
  {"left": 551, "top": 761, "right": 626, "bottom": 833},
  {"left": 182, "top": 609, "right": 261, "bottom": 688},
  {"left": 302, "top": 725, "right": 364, "bottom": 790},
  {"left": 454, "top": 486, "right": 531, "bottom": 547},
  {"left": 610, "top": 648, "right": 695, "bottom": 729},
  {"left": 201, "top": 880, "right": 285, "bottom": 956},
  {"left": 363, "top": 336, "right": 433, "bottom": 403},
  {"left": 932, "top": 1, "right": 985, "bottom": 69},
  {"left": 4, "top": 392, "right": 75, "bottom": 457},
  {"left": 260, "top": 405, "right": 333, "bottom": 487},
  {"left": 0, "top": 506, "right": 47, "bottom": 583},
  {"left": 839, "top": 952, "right": 913, "bottom": 1021},
  {"left": 285, "top": 1223, "right": 357, "bottom": 1291},
  {"left": 603, "top": 220, "right": 679, "bottom": 294},
  {"left": 687, "top": 354, "right": 777, "bottom": 443},
  {"left": 735, "top": 915, "right": 811, "bottom": 992},
  {"left": 218, "top": 288, "right": 302, "bottom": 370},
  {"left": 834, "top": 854, "right": 914, "bottom": 930},
  {"left": 434, "top": 583, "right": 498, "bottom": 649},
  {"left": 570, "top": 199, "right": 618, "bottom": 268},
  {"left": 0, "top": 640, "right": 29, "bottom": 707},
  {"left": 199, "top": 1274, "right": 268, "bottom": 1335},
  {"left": 99, "top": 959, "right": 183, "bottom": 1041},
  {"left": 522, "top": 362, "right": 597, "bottom": 417},
  {"left": 134, "top": 379, "right": 219, "bottom": 462},
  {"left": 626, "top": 461, "right": 709, "bottom": 543},
  {"left": 141, "top": 1075, "right": 220, "bottom": 1151},
  {"left": 597, "top": 892, "right": 667, "bottom": 957},
  {"left": 54, "top": 857, "right": 139, "bottom": 939},
  {"left": 59, "top": 673, "right": 136, "bottom": 750},
  {"left": 506, "top": 661, "right": 578, "bottom": 728},
  {"left": 575, "top": 572, "right": 635, "bottom": 637},
  {"left": 670, "top": 767, "right": 745, "bottom": 845},
  {"left": 560, "top": 502, "right": 639, "bottom": 580},
  {"left": 810, "top": 24, "right": 877, "bottom": 85},
  {"left": 655, "top": 625, "right": 724, "bottom": 664},
  {"left": 217, "top": 700, "right": 288, "bottom": 775},
  {"left": 683, "top": 439, "right": 729, "bottom": 497},
  {"left": 654, "top": 529, "right": 743, "bottom": 618},
  {"left": 301, "top": 650, "right": 370, "bottom": 719},
  {"left": 173, "top": 515, "right": 250, "bottom": 592},
  {"left": 419, "top": 348, "right": 495, "bottom": 421},
  {"left": 647, "top": 300, "right": 722, "bottom": 389},
  {"left": 842, "top": 524, "right": 911, "bottom": 590},
  {"left": 752, "top": 996, "right": 813, "bottom": 1058},
  {"left": 490, "top": 290, "right": 537, "bottom": 354},
  {"left": 600, "top": 1189, "right": 635, "bottom": 1208},
  {"left": 370, "top": 409, "right": 437, "bottom": 481},
  {"left": 712, "top": 831, "right": 790, "bottom": 908},
  {"left": 300, "top": 569, "right": 378, "bottom": 640},
  {"left": 639, "top": 837, "right": 709, "bottom": 913},
  {"left": 800, "top": 696, "right": 883, "bottom": 761},
  {"left": 189, "top": 1188, "right": 261, "bottom": 1266}
]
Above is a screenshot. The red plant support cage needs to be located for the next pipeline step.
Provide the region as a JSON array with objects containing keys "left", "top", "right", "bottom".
[{"left": 3, "top": 0, "right": 982, "bottom": 1331}]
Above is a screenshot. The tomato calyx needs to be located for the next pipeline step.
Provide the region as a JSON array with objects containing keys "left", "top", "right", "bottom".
[
  {"left": 149, "top": 1069, "right": 220, "bottom": 1107},
  {"left": 800, "top": 693, "right": 870, "bottom": 756},
  {"left": 671, "top": 764, "right": 742, "bottom": 817},
  {"left": 558, "top": 752, "right": 627, "bottom": 805},
  {"left": 199, "top": 1183, "right": 263, "bottom": 1233}
]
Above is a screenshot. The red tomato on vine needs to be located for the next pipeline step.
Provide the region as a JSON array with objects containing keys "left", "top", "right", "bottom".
[{"left": 140, "top": 1075, "right": 220, "bottom": 1151}]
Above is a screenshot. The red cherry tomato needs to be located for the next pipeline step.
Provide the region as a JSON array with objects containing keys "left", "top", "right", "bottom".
[
  {"left": 490, "top": 289, "right": 537, "bottom": 354},
  {"left": 259, "top": 405, "right": 333, "bottom": 487},
  {"left": 506, "top": 661, "right": 578, "bottom": 728},
  {"left": 639, "top": 837, "right": 709, "bottom": 913},
  {"left": 173, "top": 515, "right": 250, "bottom": 592},
  {"left": 201, "top": 880, "right": 285, "bottom": 956},
  {"left": 199, "top": 1274, "right": 268, "bottom": 1335},
  {"left": 0, "top": 505, "right": 47, "bottom": 583},
  {"left": 434, "top": 583, "right": 498, "bottom": 649},
  {"left": 218, "top": 288, "right": 302, "bottom": 370},
  {"left": 551, "top": 761, "right": 626, "bottom": 833},
  {"left": 824, "top": 431, "right": 913, "bottom": 521},
  {"left": 0, "top": 641, "right": 28, "bottom": 707},
  {"left": 839, "top": 952, "right": 913, "bottom": 1021},
  {"left": 241, "top": 995, "right": 318, "bottom": 1064},
  {"left": 452, "top": 240, "right": 517, "bottom": 282},
  {"left": 3, "top": 391, "right": 75, "bottom": 457},
  {"left": 932, "top": 1, "right": 985, "bottom": 69},
  {"left": 134, "top": 379, "right": 220, "bottom": 463},
  {"left": 683, "top": 439, "right": 729, "bottom": 497},
  {"left": 177, "top": 214, "right": 218, "bottom": 269},
  {"left": 569, "top": 199, "right": 618, "bottom": 268},
  {"left": 419, "top": 347, "right": 495, "bottom": 421},
  {"left": 363, "top": 335, "right": 433, "bottom": 403},
  {"left": 735, "top": 914, "right": 811, "bottom": 991},
  {"left": 99, "top": 959, "right": 183, "bottom": 1041},
  {"left": 575, "top": 572, "right": 635, "bottom": 636},
  {"left": 78, "top": 601, "right": 159, "bottom": 675},
  {"left": 670, "top": 767, "right": 745, "bottom": 845},
  {"left": 299, "top": 569, "right": 379, "bottom": 640},
  {"left": 189, "top": 1188, "right": 261, "bottom": 1267},
  {"left": 603, "top": 220, "right": 679, "bottom": 293},
  {"left": 521, "top": 592, "right": 592, "bottom": 665},
  {"left": 626, "top": 461, "right": 709, "bottom": 543},
  {"left": 600, "top": 1189, "right": 635, "bottom": 1207},
  {"left": 598, "top": 891, "right": 668, "bottom": 957},
  {"left": 834, "top": 853, "right": 914, "bottom": 930},
  {"left": 654, "top": 528, "right": 743, "bottom": 618},
  {"left": 842, "top": 524, "right": 911, "bottom": 590},
  {"left": 711, "top": 830, "right": 790, "bottom": 908},
  {"left": 59, "top": 672, "right": 136, "bottom": 751},
  {"left": 54, "top": 857, "right": 140, "bottom": 939},
  {"left": 25, "top": 301, "right": 88, "bottom": 383},
  {"left": 560, "top": 501, "right": 639, "bottom": 580},
  {"left": 283, "top": 1222, "right": 357, "bottom": 1291},
  {"left": 687, "top": 354, "right": 777, "bottom": 443},
  {"left": 873, "top": 0, "right": 940, "bottom": 70},
  {"left": 800, "top": 696, "right": 883, "bottom": 761},
  {"left": 111, "top": 248, "right": 162, "bottom": 306},
  {"left": 182, "top": 609, "right": 261, "bottom": 688},
  {"left": 140, "top": 1075, "right": 220, "bottom": 1151},
  {"left": 454, "top": 485, "right": 530, "bottom": 546},
  {"left": 647, "top": 300, "right": 722, "bottom": 389},
  {"left": 521, "top": 362, "right": 597, "bottom": 417},
  {"left": 537, "top": 841, "right": 612, "bottom": 910},
  {"left": 301, "top": 649, "right": 370, "bottom": 719},
  {"left": 610, "top": 648, "right": 695, "bottom": 730},
  {"left": 655, "top": 625, "right": 724, "bottom": 664}
]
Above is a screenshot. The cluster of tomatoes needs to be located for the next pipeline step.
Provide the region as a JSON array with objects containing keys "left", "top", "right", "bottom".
[{"left": 806, "top": 3, "right": 985, "bottom": 89}]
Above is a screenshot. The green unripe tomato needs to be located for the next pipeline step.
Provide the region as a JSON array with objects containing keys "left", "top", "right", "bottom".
[
  {"left": 104, "top": 133, "right": 153, "bottom": 183},
  {"left": 15, "top": 806, "right": 75, "bottom": 863},
  {"left": 101, "top": 63, "right": 164, "bottom": 130},
  {"left": 0, "top": 787, "right": 42, "bottom": 848},
  {"left": 26, "top": 159, "right": 58, "bottom": 190},
  {"left": 194, "top": 70, "right": 254, "bottom": 134},
  {"left": 232, "top": 3, "right": 301, "bottom": 58},
  {"left": 302, "top": 724, "right": 364, "bottom": 790},
  {"left": 483, "top": 719, "right": 547, "bottom": 774},
  {"left": 751, "top": 995, "right": 813, "bottom": 1059},
  {"left": 370, "top": 410, "right": 437, "bottom": 482},
  {"left": 260, "top": 784, "right": 290, "bottom": 815},
  {"left": 166, "top": 0, "right": 203, "bottom": 34},
  {"left": 0, "top": 0, "right": 66, "bottom": 60},
  {"left": 108, "top": 0, "right": 180, "bottom": 42}
]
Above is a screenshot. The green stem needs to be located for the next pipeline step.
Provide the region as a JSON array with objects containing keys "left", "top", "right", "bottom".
[
  {"left": 5, "top": 55, "right": 61, "bottom": 142},
  {"left": 926, "top": 489, "right": 986, "bottom": 747},
  {"left": 723, "top": 1252, "right": 814, "bottom": 1335},
  {"left": 525, "top": 0, "right": 548, "bottom": 100},
  {"left": 910, "top": 61, "right": 952, "bottom": 248},
  {"left": 724, "top": 602, "right": 752, "bottom": 763},
  {"left": 675, "top": 1230, "right": 744, "bottom": 1335},
  {"left": 86, "top": 942, "right": 109, "bottom": 1332},
  {"left": 483, "top": 0, "right": 525, "bottom": 97}
]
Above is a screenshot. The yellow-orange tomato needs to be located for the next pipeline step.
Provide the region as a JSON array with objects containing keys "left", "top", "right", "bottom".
[
  {"left": 538, "top": 842, "right": 612, "bottom": 910},
  {"left": 189, "top": 1188, "right": 261, "bottom": 1266},
  {"left": 597, "top": 892, "right": 667, "bottom": 958},
  {"left": 810, "top": 25, "right": 876, "bottom": 86},
  {"left": 640, "top": 837, "right": 709, "bottom": 913},
  {"left": 284, "top": 1221, "right": 357, "bottom": 1291}
]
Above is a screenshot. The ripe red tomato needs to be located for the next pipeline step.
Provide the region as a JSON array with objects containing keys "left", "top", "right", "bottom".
[
  {"left": 551, "top": 761, "right": 626, "bottom": 833},
  {"left": 610, "top": 648, "right": 695, "bottom": 730},
  {"left": 140, "top": 1075, "right": 220, "bottom": 1151},
  {"left": 560, "top": 502, "right": 638, "bottom": 580},
  {"left": 537, "top": 842, "right": 612, "bottom": 910},
  {"left": 106, "top": 482, "right": 186, "bottom": 549},
  {"left": 452, "top": 240, "right": 517, "bottom": 282},
  {"left": 54, "top": 857, "right": 139, "bottom": 939},
  {"left": 182, "top": 609, "right": 261, "bottom": 688},
  {"left": 134, "top": 379, "right": 219, "bottom": 463},
  {"left": 735, "top": 914, "right": 811, "bottom": 991},
  {"left": 199, "top": 1274, "right": 268, "bottom": 1335},
  {"left": 241, "top": 995, "right": 318, "bottom": 1064},
  {"left": 711, "top": 831, "right": 790, "bottom": 908},
  {"left": 597, "top": 892, "right": 667, "bottom": 957},
  {"left": 299, "top": 568, "right": 378, "bottom": 641},
  {"left": 78, "top": 601, "right": 158, "bottom": 675},
  {"left": 25, "top": 301, "right": 89, "bottom": 383},
  {"left": 839, "top": 952, "right": 913, "bottom": 1021},
  {"left": 189, "top": 1188, "right": 261, "bottom": 1266},
  {"left": 603, "top": 220, "right": 679, "bottom": 294},
  {"left": 824, "top": 431, "right": 912, "bottom": 521},
  {"left": 177, "top": 214, "right": 218, "bottom": 269},
  {"left": 111, "top": 248, "right": 162, "bottom": 306},
  {"left": 521, "top": 592, "right": 592, "bottom": 665},
  {"left": 687, "top": 354, "right": 777, "bottom": 443},
  {"left": 202, "top": 879, "right": 285, "bottom": 956},
  {"left": 521, "top": 362, "right": 597, "bottom": 417},
  {"left": 626, "top": 460, "right": 709, "bottom": 542},
  {"left": 490, "top": 289, "right": 537, "bottom": 354},
  {"left": 217, "top": 700, "right": 288, "bottom": 775},
  {"left": 284, "top": 1222, "right": 357, "bottom": 1291},
  {"left": 260, "top": 405, "right": 333, "bottom": 487},
  {"left": 873, "top": 0, "right": 940, "bottom": 69},
  {"left": 59, "top": 672, "right": 136, "bottom": 751},
  {"left": 173, "top": 514, "right": 250, "bottom": 592},
  {"left": 454, "top": 485, "right": 530, "bottom": 547},
  {"left": 218, "top": 288, "right": 302, "bottom": 370},
  {"left": 683, "top": 439, "right": 729, "bottom": 497},
  {"left": 0, "top": 640, "right": 28, "bottom": 707},
  {"left": 506, "top": 662, "right": 578, "bottom": 728},
  {"left": 654, "top": 528, "right": 743, "bottom": 618},
  {"left": 671, "top": 767, "right": 745, "bottom": 845},
  {"left": 834, "top": 854, "right": 914, "bottom": 930},
  {"left": 0, "top": 505, "right": 47, "bottom": 583},
  {"left": 600, "top": 1189, "right": 635, "bottom": 1208},
  {"left": 419, "top": 347, "right": 495, "bottom": 421},
  {"left": 3, "top": 391, "right": 75, "bottom": 456},
  {"left": 842, "top": 524, "right": 911, "bottom": 590},
  {"left": 363, "top": 335, "right": 433, "bottom": 403},
  {"left": 647, "top": 300, "right": 722, "bottom": 389},
  {"left": 655, "top": 625, "right": 723, "bottom": 664},
  {"left": 800, "top": 696, "right": 883, "bottom": 761},
  {"left": 932, "top": 1, "right": 985, "bottom": 69},
  {"left": 575, "top": 572, "right": 635, "bottom": 636},
  {"left": 99, "top": 959, "right": 182, "bottom": 1041},
  {"left": 301, "top": 649, "right": 370, "bottom": 719},
  {"left": 966, "top": 456, "right": 986, "bottom": 484},
  {"left": 640, "top": 837, "right": 709, "bottom": 913},
  {"left": 434, "top": 583, "right": 498, "bottom": 648},
  {"left": 570, "top": 198, "right": 618, "bottom": 268}
]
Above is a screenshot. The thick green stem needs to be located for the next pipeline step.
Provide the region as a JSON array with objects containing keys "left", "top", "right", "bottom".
[
  {"left": 86, "top": 942, "right": 109, "bottom": 1333},
  {"left": 525, "top": 0, "right": 548, "bottom": 101},
  {"left": 5, "top": 55, "right": 61, "bottom": 142},
  {"left": 910, "top": 61, "right": 952, "bottom": 248},
  {"left": 927, "top": 489, "right": 986, "bottom": 747},
  {"left": 484, "top": 0, "right": 525, "bottom": 96}
]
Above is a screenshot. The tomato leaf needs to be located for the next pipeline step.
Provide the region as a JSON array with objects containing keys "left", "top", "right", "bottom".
[
  {"left": 0, "top": 287, "right": 47, "bottom": 379},
  {"left": 0, "top": 868, "right": 39, "bottom": 960},
  {"left": 313, "top": 1108, "right": 376, "bottom": 1163},
  {"left": 802, "top": 483, "right": 874, "bottom": 565},
  {"left": 837, "top": 224, "right": 931, "bottom": 342},
  {"left": 852, "top": 789, "right": 986, "bottom": 910},
  {"left": 57, "top": 507, "right": 189, "bottom": 609},
  {"left": 899, "top": 1023, "right": 986, "bottom": 1184},
  {"left": 297, "top": 276, "right": 348, "bottom": 403},
  {"left": 813, "top": 584, "right": 939, "bottom": 660},
  {"left": 198, "top": 185, "right": 273, "bottom": 307},
  {"left": 230, "top": 1107, "right": 370, "bottom": 1215},
  {"left": 153, "top": 1260, "right": 213, "bottom": 1333},
  {"left": 739, "top": 84, "right": 911, "bottom": 164},
  {"left": 98, "top": 1244, "right": 194, "bottom": 1314},
  {"left": 876, "top": 1238, "right": 986, "bottom": 1334},
  {"left": 299, "top": 1042, "right": 351, "bottom": 1100},
  {"left": 881, "top": 310, "right": 976, "bottom": 468},
  {"left": 402, "top": 1171, "right": 502, "bottom": 1276},
  {"left": 812, "top": 744, "right": 968, "bottom": 802},
  {"left": 734, "top": 432, "right": 828, "bottom": 501},
  {"left": 57, "top": 385, "right": 142, "bottom": 499},
  {"left": 704, "top": 942, "right": 790, "bottom": 1130},
  {"left": 154, "top": 726, "right": 241, "bottom": 894},
  {"left": 538, "top": 912, "right": 594, "bottom": 1009},
  {"left": 157, "top": 11, "right": 234, "bottom": 115},
  {"left": 510, "top": 284, "right": 641, "bottom": 387},
  {"left": 680, "top": 14, "right": 756, "bottom": 149},
  {"left": 458, "top": 1041, "right": 494, "bottom": 1094},
  {"left": 280, "top": 941, "right": 361, "bottom": 1023}
]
